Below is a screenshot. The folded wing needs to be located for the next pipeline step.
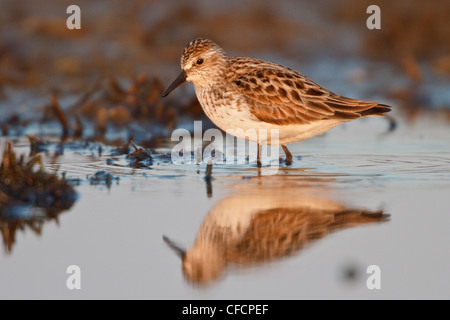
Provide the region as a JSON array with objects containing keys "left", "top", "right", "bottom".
[{"left": 229, "top": 58, "right": 391, "bottom": 126}]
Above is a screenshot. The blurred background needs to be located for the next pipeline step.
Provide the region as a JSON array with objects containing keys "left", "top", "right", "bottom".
[
  {"left": 1, "top": 0, "right": 449, "bottom": 143},
  {"left": 1, "top": 0, "right": 450, "bottom": 299}
]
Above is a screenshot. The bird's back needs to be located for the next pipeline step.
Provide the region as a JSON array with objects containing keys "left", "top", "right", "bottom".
[{"left": 226, "top": 57, "right": 391, "bottom": 126}]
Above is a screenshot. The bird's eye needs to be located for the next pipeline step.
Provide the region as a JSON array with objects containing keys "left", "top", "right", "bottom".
[{"left": 196, "top": 58, "right": 204, "bottom": 65}]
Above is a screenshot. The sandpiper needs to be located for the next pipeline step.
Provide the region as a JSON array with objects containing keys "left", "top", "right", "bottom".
[
  {"left": 162, "top": 38, "right": 391, "bottom": 166},
  {"left": 163, "top": 182, "right": 388, "bottom": 284}
]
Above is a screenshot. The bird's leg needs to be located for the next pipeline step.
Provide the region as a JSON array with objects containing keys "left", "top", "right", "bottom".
[
  {"left": 282, "top": 145, "right": 293, "bottom": 166},
  {"left": 257, "top": 144, "right": 262, "bottom": 168}
]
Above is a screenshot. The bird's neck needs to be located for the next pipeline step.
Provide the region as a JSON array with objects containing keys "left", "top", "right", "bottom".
[{"left": 196, "top": 59, "right": 229, "bottom": 90}]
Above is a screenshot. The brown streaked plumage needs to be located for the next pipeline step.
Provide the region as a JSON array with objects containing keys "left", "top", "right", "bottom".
[
  {"left": 162, "top": 38, "right": 391, "bottom": 166},
  {"left": 164, "top": 186, "right": 389, "bottom": 284}
]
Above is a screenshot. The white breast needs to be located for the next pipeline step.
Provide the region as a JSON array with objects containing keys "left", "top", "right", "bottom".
[{"left": 195, "top": 87, "right": 343, "bottom": 145}]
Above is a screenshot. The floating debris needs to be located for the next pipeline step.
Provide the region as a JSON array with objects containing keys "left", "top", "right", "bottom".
[
  {"left": 1, "top": 114, "right": 23, "bottom": 137},
  {"left": 0, "top": 141, "right": 77, "bottom": 209},
  {"left": 27, "top": 135, "right": 49, "bottom": 155},
  {"left": 126, "top": 141, "right": 153, "bottom": 167},
  {"left": 88, "top": 170, "right": 118, "bottom": 188},
  {"left": 111, "top": 143, "right": 131, "bottom": 156},
  {"left": 0, "top": 141, "right": 77, "bottom": 253},
  {"left": 73, "top": 115, "right": 83, "bottom": 139},
  {"left": 126, "top": 148, "right": 153, "bottom": 162},
  {"left": 50, "top": 92, "right": 70, "bottom": 140}
]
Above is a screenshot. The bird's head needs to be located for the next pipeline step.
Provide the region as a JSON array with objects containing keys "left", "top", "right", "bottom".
[
  {"left": 162, "top": 38, "right": 227, "bottom": 97},
  {"left": 182, "top": 241, "right": 227, "bottom": 284},
  {"left": 163, "top": 235, "right": 226, "bottom": 284}
]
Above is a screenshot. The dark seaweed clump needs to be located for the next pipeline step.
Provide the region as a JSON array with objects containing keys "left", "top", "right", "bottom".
[{"left": 0, "top": 141, "right": 77, "bottom": 253}]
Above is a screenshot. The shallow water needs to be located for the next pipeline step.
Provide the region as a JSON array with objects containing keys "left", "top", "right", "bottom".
[
  {"left": 1, "top": 0, "right": 450, "bottom": 301},
  {"left": 1, "top": 113, "right": 449, "bottom": 299}
]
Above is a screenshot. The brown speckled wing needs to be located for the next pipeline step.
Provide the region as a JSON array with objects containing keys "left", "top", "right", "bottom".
[
  {"left": 229, "top": 57, "right": 390, "bottom": 125},
  {"left": 228, "top": 207, "right": 388, "bottom": 265}
]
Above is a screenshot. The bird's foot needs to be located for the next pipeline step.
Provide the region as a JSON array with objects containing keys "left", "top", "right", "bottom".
[
  {"left": 256, "top": 159, "right": 262, "bottom": 168},
  {"left": 279, "top": 156, "right": 293, "bottom": 166},
  {"left": 285, "top": 156, "right": 293, "bottom": 166}
]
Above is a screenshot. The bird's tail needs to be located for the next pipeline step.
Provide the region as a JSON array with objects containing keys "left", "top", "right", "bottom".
[
  {"left": 325, "top": 94, "right": 392, "bottom": 120},
  {"left": 359, "top": 103, "right": 392, "bottom": 117}
]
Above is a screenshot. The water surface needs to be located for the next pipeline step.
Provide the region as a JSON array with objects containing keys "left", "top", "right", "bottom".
[{"left": 1, "top": 115, "right": 449, "bottom": 299}]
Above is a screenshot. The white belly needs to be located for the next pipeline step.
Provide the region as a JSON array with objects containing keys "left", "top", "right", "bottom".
[{"left": 196, "top": 88, "right": 343, "bottom": 145}]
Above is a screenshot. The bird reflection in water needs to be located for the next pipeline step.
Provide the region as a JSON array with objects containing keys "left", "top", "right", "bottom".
[{"left": 164, "top": 177, "right": 389, "bottom": 284}]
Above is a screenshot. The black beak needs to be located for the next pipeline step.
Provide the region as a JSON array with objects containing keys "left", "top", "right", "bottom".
[
  {"left": 161, "top": 70, "right": 187, "bottom": 97},
  {"left": 163, "top": 235, "right": 186, "bottom": 259}
]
